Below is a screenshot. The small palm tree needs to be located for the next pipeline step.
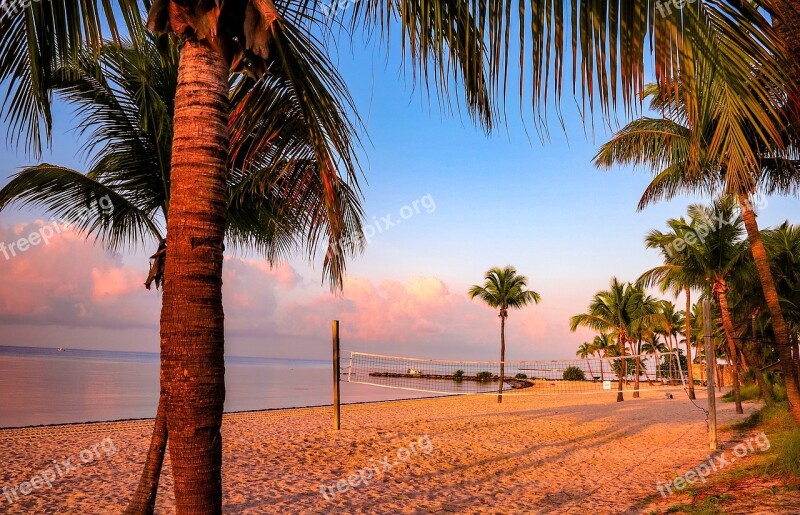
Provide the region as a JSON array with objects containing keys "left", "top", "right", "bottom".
[
  {"left": 638, "top": 220, "right": 703, "bottom": 398},
  {"left": 570, "top": 277, "right": 645, "bottom": 402},
  {"left": 652, "top": 301, "right": 687, "bottom": 389},
  {"left": 576, "top": 342, "right": 597, "bottom": 382},
  {"left": 468, "top": 266, "right": 541, "bottom": 403},
  {"left": 591, "top": 334, "right": 615, "bottom": 382}
]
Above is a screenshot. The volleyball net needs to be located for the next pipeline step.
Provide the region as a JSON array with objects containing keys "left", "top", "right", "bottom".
[{"left": 345, "top": 351, "right": 687, "bottom": 396}]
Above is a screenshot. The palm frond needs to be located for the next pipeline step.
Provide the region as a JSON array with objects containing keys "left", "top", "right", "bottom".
[
  {"left": 0, "top": 165, "right": 163, "bottom": 250},
  {"left": 0, "top": 0, "right": 144, "bottom": 157}
]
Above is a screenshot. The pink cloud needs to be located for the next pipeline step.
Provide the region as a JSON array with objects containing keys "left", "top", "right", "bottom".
[
  {"left": 0, "top": 222, "right": 588, "bottom": 359},
  {"left": 0, "top": 222, "right": 159, "bottom": 329},
  {"left": 276, "top": 275, "right": 565, "bottom": 359}
]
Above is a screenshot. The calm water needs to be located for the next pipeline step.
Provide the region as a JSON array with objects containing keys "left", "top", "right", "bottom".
[{"left": 0, "top": 346, "right": 442, "bottom": 428}]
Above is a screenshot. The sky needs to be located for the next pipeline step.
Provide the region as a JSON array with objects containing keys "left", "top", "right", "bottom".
[{"left": 0, "top": 20, "right": 798, "bottom": 362}]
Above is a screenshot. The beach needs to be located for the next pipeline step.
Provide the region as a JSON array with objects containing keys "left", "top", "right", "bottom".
[{"left": 0, "top": 389, "right": 761, "bottom": 513}]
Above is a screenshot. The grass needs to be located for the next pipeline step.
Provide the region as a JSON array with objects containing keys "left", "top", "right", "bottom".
[
  {"left": 665, "top": 494, "right": 733, "bottom": 514},
  {"left": 721, "top": 382, "right": 787, "bottom": 404},
  {"left": 761, "top": 426, "right": 800, "bottom": 477},
  {"left": 728, "top": 401, "right": 800, "bottom": 479},
  {"left": 721, "top": 383, "right": 761, "bottom": 402}
]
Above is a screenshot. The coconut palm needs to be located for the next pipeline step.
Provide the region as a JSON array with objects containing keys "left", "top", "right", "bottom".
[
  {"left": 760, "top": 222, "right": 800, "bottom": 386},
  {"left": 596, "top": 75, "right": 800, "bottom": 422},
  {"left": 624, "top": 289, "right": 661, "bottom": 397},
  {"left": 681, "top": 199, "right": 752, "bottom": 413},
  {"left": 468, "top": 266, "right": 541, "bottom": 403},
  {"left": 652, "top": 301, "right": 685, "bottom": 386},
  {"left": 576, "top": 342, "right": 597, "bottom": 381},
  {"left": 0, "top": 0, "right": 793, "bottom": 506},
  {"left": 0, "top": 34, "right": 365, "bottom": 513},
  {"left": 725, "top": 268, "right": 776, "bottom": 404},
  {"left": 591, "top": 334, "right": 615, "bottom": 382},
  {"left": 763, "top": 222, "right": 800, "bottom": 337},
  {"left": 638, "top": 221, "right": 703, "bottom": 399},
  {"left": 570, "top": 278, "right": 647, "bottom": 402}
]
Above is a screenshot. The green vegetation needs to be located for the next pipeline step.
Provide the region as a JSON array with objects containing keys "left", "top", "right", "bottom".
[
  {"left": 475, "top": 371, "right": 494, "bottom": 381},
  {"left": 562, "top": 366, "right": 586, "bottom": 381},
  {"left": 722, "top": 381, "right": 788, "bottom": 404},
  {"left": 514, "top": 373, "right": 528, "bottom": 379},
  {"left": 453, "top": 370, "right": 464, "bottom": 380}
]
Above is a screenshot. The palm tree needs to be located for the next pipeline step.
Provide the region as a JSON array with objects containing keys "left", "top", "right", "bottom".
[
  {"left": 638, "top": 222, "right": 702, "bottom": 399},
  {"left": 0, "top": 34, "right": 365, "bottom": 513},
  {"left": 596, "top": 77, "right": 800, "bottom": 422},
  {"left": 652, "top": 301, "right": 685, "bottom": 386},
  {"left": 682, "top": 199, "right": 751, "bottom": 413},
  {"left": 570, "top": 278, "right": 645, "bottom": 402},
  {"left": 468, "top": 266, "right": 541, "bottom": 403},
  {"left": 0, "top": 0, "right": 792, "bottom": 506},
  {"left": 591, "top": 334, "right": 615, "bottom": 382},
  {"left": 576, "top": 342, "right": 597, "bottom": 381},
  {"left": 759, "top": 222, "right": 800, "bottom": 390},
  {"left": 626, "top": 289, "right": 662, "bottom": 397}
]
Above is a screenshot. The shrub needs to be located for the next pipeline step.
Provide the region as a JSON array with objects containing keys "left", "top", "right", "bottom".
[
  {"left": 514, "top": 373, "right": 528, "bottom": 379},
  {"left": 562, "top": 366, "right": 586, "bottom": 381},
  {"left": 475, "top": 371, "right": 494, "bottom": 381},
  {"left": 453, "top": 370, "right": 464, "bottom": 380}
]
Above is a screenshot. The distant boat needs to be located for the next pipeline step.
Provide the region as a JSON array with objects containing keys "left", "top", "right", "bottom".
[{"left": 57, "top": 348, "right": 66, "bottom": 352}]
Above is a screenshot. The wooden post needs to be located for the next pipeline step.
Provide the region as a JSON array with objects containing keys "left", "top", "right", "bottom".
[
  {"left": 332, "top": 320, "right": 341, "bottom": 431},
  {"left": 703, "top": 299, "right": 718, "bottom": 450}
]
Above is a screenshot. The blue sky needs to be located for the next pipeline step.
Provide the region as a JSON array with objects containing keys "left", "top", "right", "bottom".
[{"left": 0, "top": 21, "right": 797, "bottom": 361}]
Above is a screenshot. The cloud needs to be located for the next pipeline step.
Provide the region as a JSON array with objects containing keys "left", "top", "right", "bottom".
[
  {"left": 277, "top": 275, "right": 568, "bottom": 359},
  {"left": 0, "top": 222, "right": 586, "bottom": 359},
  {"left": 0, "top": 222, "right": 158, "bottom": 329}
]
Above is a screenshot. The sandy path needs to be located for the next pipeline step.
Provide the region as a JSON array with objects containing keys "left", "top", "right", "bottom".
[{"left": 0, "top": 389, "right": 757, "bottom": 514}]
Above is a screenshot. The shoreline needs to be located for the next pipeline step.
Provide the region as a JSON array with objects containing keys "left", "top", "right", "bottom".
[{"left": 0, "top": 393, "right": 455, "bottom": 432}]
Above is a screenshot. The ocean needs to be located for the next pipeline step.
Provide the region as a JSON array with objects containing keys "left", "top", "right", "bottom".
[{"left": 0, "top": 346, "right": 442, "bottom": 429}]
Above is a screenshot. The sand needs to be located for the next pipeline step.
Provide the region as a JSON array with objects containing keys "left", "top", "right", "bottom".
[{"left": 0, "top": 389, "right": 760, "bottom": 513}]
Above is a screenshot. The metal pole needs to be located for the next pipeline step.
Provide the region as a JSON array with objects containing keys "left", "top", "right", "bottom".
[
  {"left": 703, "top": 299, "right": 718, "bottom": 450},
  {"left": 332, "top": 320, "right": 341, "bottom": 431}
]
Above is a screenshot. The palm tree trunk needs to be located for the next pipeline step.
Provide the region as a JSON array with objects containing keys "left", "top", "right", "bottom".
[
  {"left": 616, "top": 337, "right": 625, "bottom": 402},
  {"left": 666, "top": 334, "right": 676, "bottom": 384},
  {"left": 740, "top": 342, "right": 774, "bottom": 405},
  {"left": 600, "top": 359, "right": 605, "bottom": 382},
  {"left": 739, "top": 196, "right": 800, "bottom": 423},
  {"left": 587, "top": 360, "right": 595, "bottom": 381},
  {"left": 498, "top": 313, "right": 505, "bottom": 403},
  {"left": 161, "top": 39, "right": 229, "bottom": 512},
  {"left": 685, "top": 287, "right": 696, "bottom": 399},
  {"left": 633, "top": 341, "right": 641, "bottom": 398},
  {"left": 717, "top": 289, "right": 743, "bottom": 414},
  {"left": 125, "top": 394, "right": 168, "bottom": 514}
]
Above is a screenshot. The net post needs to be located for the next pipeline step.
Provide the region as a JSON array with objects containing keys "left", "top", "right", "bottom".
[
  {"left": 703, "top": 299, "right": 718, "bottom": 450},
  {"left": 332, "top": 320, "right": 341, "bottom": 431}
]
